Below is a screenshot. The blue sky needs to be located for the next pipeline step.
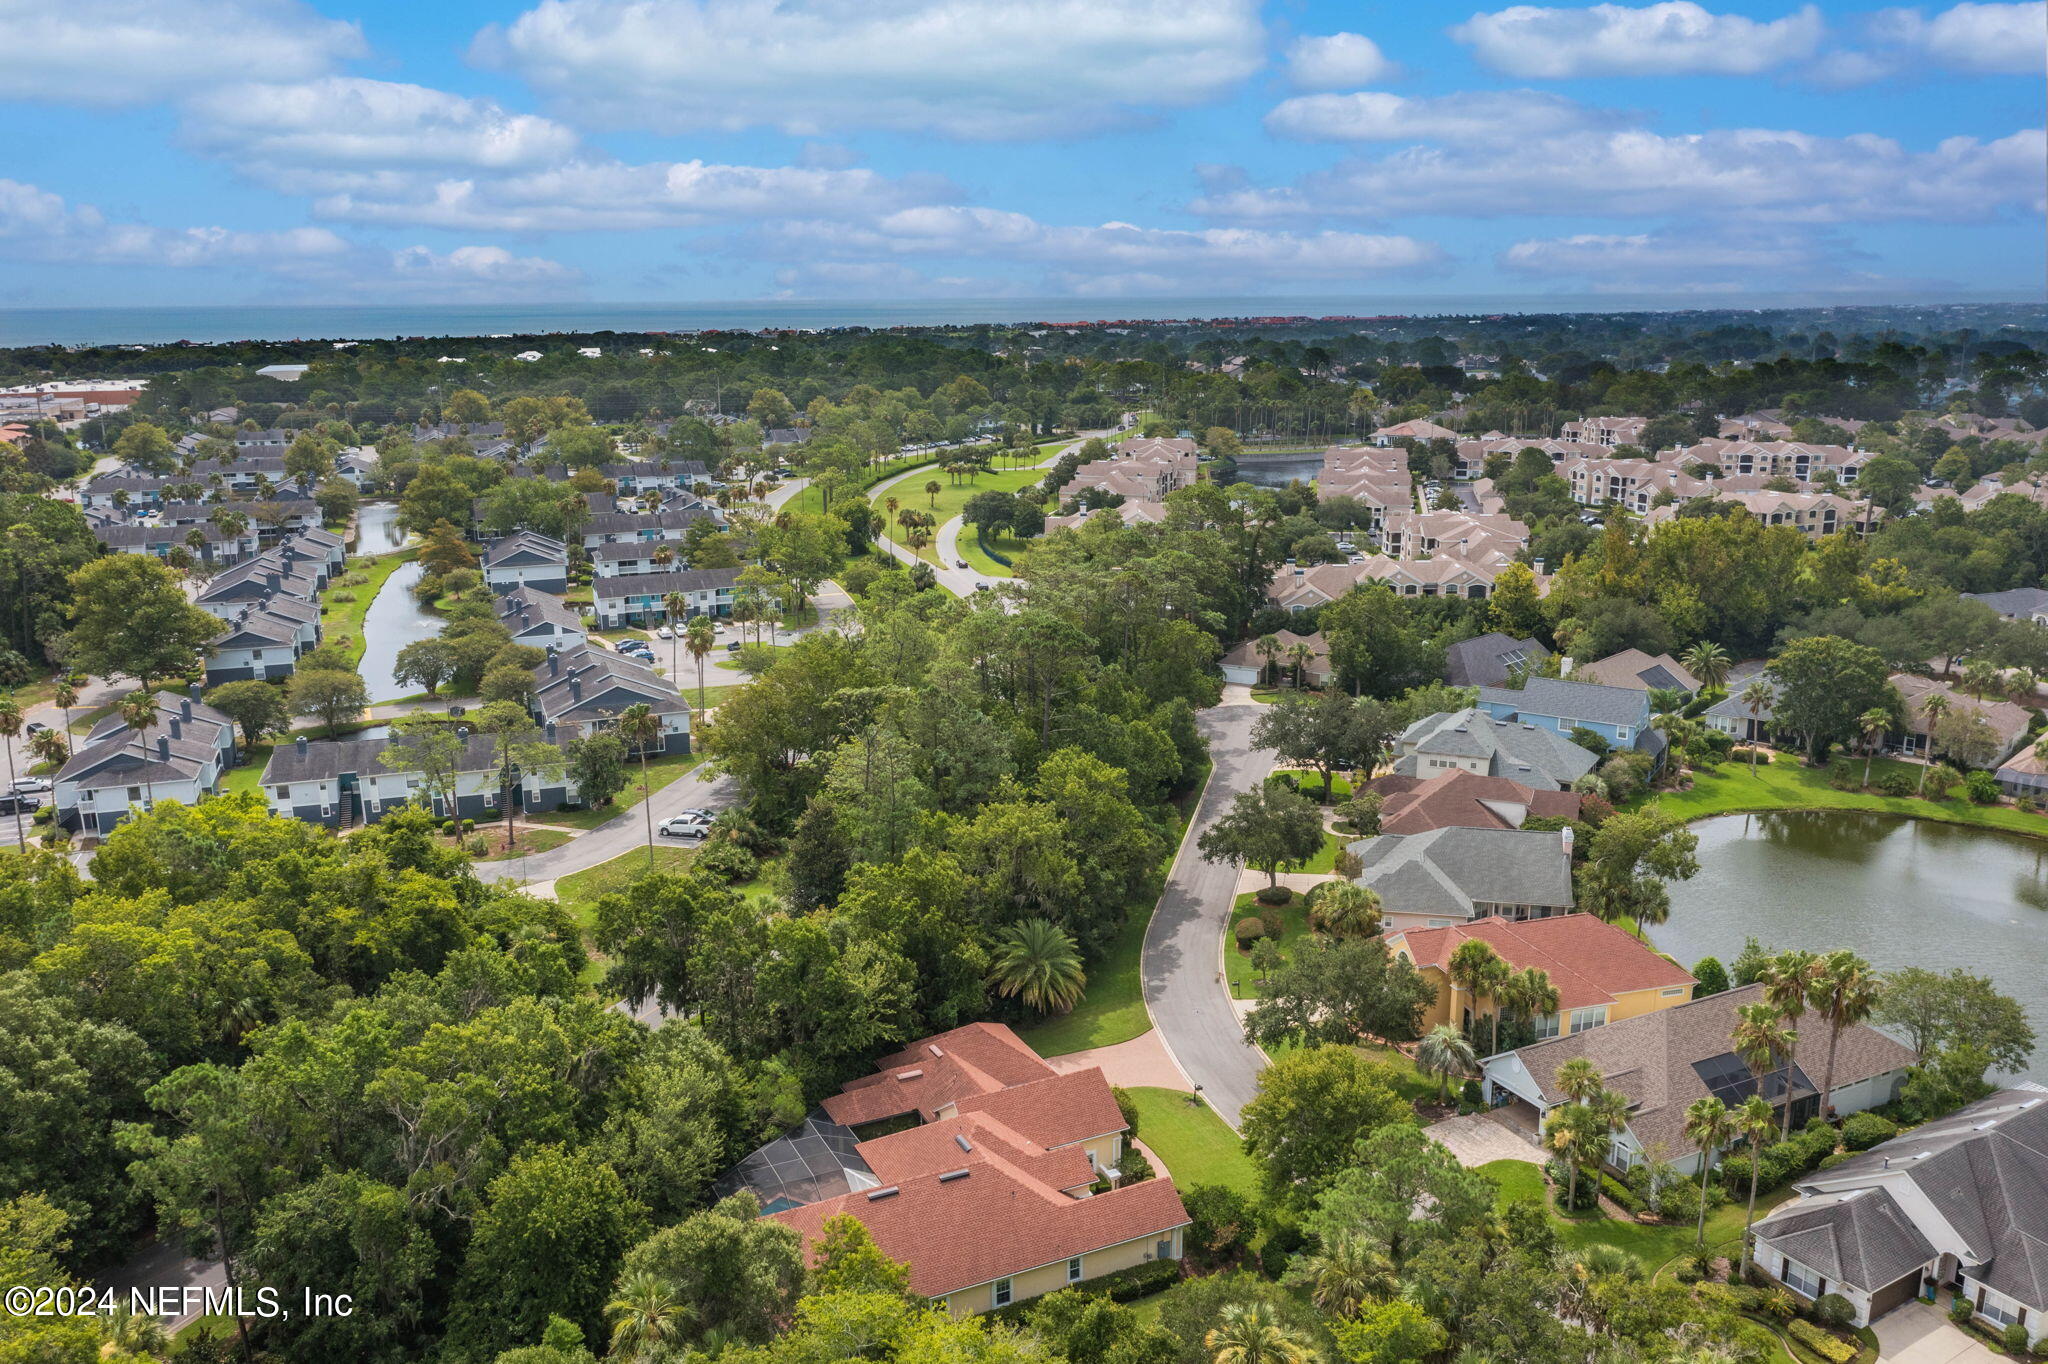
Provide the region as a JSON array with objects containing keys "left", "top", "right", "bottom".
[{"left": 0, "top": 0, "right": 2040, "bottom": 307}]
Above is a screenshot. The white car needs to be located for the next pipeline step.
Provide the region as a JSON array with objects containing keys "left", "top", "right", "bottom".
[
  {"left": 655, "top": 625, "right": 674, "bottom": 639},
  {"left": 657, "top": 817, "right": 710, "bottom": 840},
  {"left": 10, "top": 776, "right": 52, "bottom": 794}
]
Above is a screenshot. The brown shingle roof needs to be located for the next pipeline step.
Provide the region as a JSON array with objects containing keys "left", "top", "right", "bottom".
[
  {"left": 1371, "top": 769, "right": 1580, "bottom": 834},
  {"left": 1389, "top": 913, "right": 1692, "bottom": 1012}
]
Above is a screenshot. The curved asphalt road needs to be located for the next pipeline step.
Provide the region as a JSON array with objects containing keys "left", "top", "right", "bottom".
[{"left": 1141, "top": 693, "right": 1277, "bottom": 1130}]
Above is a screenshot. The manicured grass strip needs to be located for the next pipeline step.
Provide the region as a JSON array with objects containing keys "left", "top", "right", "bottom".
[
  {"left": 1480, "top": 1158, "right": 1545, "bottom": 1207},
  {"left": 1649, "top": 756, "right": 2048, "bottom": 840},
  {"left": 1123, "top": 1086, "right": 1258, "bottom": 1197},
  {"left": 1225, "top": 891, "right": 1310, "bottom": 1000},
  {"left": 478, "top": 828, "right": 571, "bottom": 860},
  {"left": 1296, "top": 830, "right": 1347, "bottom": 874},
  {"left": 872, "top": 466, "right": 1049, "bottom": 566},
  {"left": 778, "top": 452, "right": 936, "bottom": 517},
  {"left": 960, "top": 527, "right": 1028, "bottom": 579},
  {"left": 222, "top": 743, "right": 272, "bottom": 796},
  {"left": 320, "top": 549, "right": 415, "bottom": 668},
  {"left": 1480, "top": 1150, "right": 1798, "bottom": 1270},
  {"left": 554, "top": 845, "right": 699, "bottom": 925},
  {"left": 524, "top": 753, "right": 702, "bottom": 830},
  {"left": 1021, "top": 903, "right": 1151, "bottom": 1057}
]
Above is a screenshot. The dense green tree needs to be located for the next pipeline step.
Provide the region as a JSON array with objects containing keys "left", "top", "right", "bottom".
[
  {"left": 64, "top": 556, "right": 219, "bottom": 686},
  {"left": 1198, "top": 780, "right": 1326, "bottom": 889},
  {"left": 1240, "top": 1046, "right": 1410, "bottom": 1201},
  {"left": 1766, "top": 635, "right": 1898, "bottom": 763},
  {"left": 203, "top": 678, "right": 292, "bottom": 748},
  {"left": 1244, "top": 936, "right": 1434, "bottom": 1050},
  {"left": 613, "top": 1192, "right": 805, "bottom": 1348}
]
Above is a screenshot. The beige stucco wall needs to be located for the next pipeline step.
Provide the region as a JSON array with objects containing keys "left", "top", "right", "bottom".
[{"left": 943, "top": 1225, "right": 1183, "bottom": 1318}]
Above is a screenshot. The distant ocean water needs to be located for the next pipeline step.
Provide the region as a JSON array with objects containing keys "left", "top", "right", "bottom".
[{"left": 0, "top": 291, "right": 2022, "bottom": 347}]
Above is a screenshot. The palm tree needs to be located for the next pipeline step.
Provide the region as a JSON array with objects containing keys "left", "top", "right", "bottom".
[
  {"left": 1916, "top": 692, "right": 1952, "bottom": 793},
  {"left": 1808, "top": 950, "right": 1882, "bottom": 1118},
  {"left": 1447, "top": 938, "right": 1508, "bottom": 1053},
  {"left": 1963, "top": 658, "right": 2003, "bottom": 700},
  {"left": 605, "top": 1270, "right": 690, "bottom": 1364},
  {"left": 663, "top": 591, "right": 689, "bottom": 674},
  {"left": 987, "top": 918, "right": 1087, "bottom": 1014},
  {"left": 1732, "top": 1001, "right": 1796, "bottom": 1140},
  {"left": 1497, "top": 967, "right": 1560, "bottom": 1049},
  {"left": 1732, "top": 1094, "right": 1778, "bottom": 1275},
  {"left": 1546, "top": 1102, "right": 1605, "bottom": 1214},
  {"left": 0, "top": 699, "right": 24, "bottom": 848},
  {"left": 1203, "top": 1300, "right": 1316, "bottom": 1364},
  {"left": 882, "top": 496, "right": 900, "bottom": 542},
  {"left": 1309, "top": 882, "right": 1380, "bottom": 939},
  {"left": 1760, "top": 949, "right": 1818, "bottom": 1139},
  {"left": 1290, "top": 1236, "right": 1394, "bottom": 1318},
  {"left": 684, "top": 615, "right": 716, "bottom": 712},
  {"left": 1589, "top": 1088, "right": 1632, "bottom": 1164},
  {"left": 617, "top": 703, "right": 664, "bottom": 867},
  {"left": 1857, "top": 707, "right": 1892, "bottom": 787},
  {"left": 1556, "top": 1056, "right": 1604, "bottom": 1106},
  {"left": 1417, "top": 1022, "right": 1477, "bottom": 1103},
  {"left": 1286, "top": 642, "right": 1314, "bottom": 689},
  {"left": 1683, "top": 1097, "right": 1736, "bottom": 1247},
  {"left": 118, "top": 692, "right": 159, "bottom": 813},
  {"left": 1682, "top": 641, "right": 1730, "bottom": 691},
  {"left": 52, "top": 679, "right": 77, "bottom": 740},
  {"left": 101, "top": 1305, "right": 169, "bottom": 1360},
  {"left": 1255, "top": 634, "right": 1282, "bottom": 687},
  {"left": 1740, "top": 679, "right": 1773, "bottom": 767},
  {"left": 924, "top": 478, "right": 942, "bottom": 509}
]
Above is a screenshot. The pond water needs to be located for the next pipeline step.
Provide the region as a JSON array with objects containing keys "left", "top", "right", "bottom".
[
  {"left": 1654, "top": 811, "right": 2048, "bottom": 1079},
  {"left": 355, "top": 501, "right": 407, "bottom": 552},
  {"left": 1232, "top": 454, "right": 1324, "bottom": 489},
  {"left": 355, "top": 561, "right": 441, "bottom": 703}
]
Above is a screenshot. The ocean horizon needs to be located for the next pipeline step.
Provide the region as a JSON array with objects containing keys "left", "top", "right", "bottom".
[{"left": 2, "top": 291, "right": 2031, "bottom": 348}]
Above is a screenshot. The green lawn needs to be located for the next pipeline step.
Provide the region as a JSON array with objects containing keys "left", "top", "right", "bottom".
[
  {"left": 1022, "top": 902, "right": 1152, "bottom": 1057},
  {"left": 478, "top": 828, "right": 571, "bottom": 860},
  {"left": 777, "top": 453, "right": 934, "bottom": 517},
  {"left": 1124, "top": 1086, "right": 1258, "bottom": 1196},
  {"left": 1478, "top": 1158, "right": 1796, "bottom": 1271},
  {"left": 1295, "top": 830, "right": 1348, "bottom": 874},
  {"left": 1226, "top": 891, "right": 1310, "bottom": 1000},
  {"left": 960, "top": 525, "right": 1029, "bottom": 579},
  {"left": 222, "top": 743, "right": 273, "bottom": 796},
  {"left": 872, "top": 466, "right": 1049, "bottom": 566},
  {"left": 1274, "top": 769, "right": 1354, "bottom": 802},
  {"left": 1650, "top": 755, "right": 2048, "bottom": 840},
  {"left": 554, "top": 844, "right": 699, "bottom": 925},
  {"left": 320, "top": 549, "right": 414, "bottom": 667},
  {"left": 524, "top": 753, "right": 702, "bottom": 829}
]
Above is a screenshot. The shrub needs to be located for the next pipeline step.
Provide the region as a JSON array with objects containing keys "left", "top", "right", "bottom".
[
  {"left": 1817, "top": 1151, "right": 1852, "bottom": 1170},
  {"left": 1788, "top": 1319, "right": 1857, "bottom": 1364},
  {"left": 1825, "top": 761, "right": 1862, "bottom": 791},
  {"left": 1254, "top": 885, "right": 1293, "bottom": 907},
  {"left": 1460, "top": 1078, "right": 1482, "bottom": 1108},
  {"left": 2018, "top": 796, "right": 2038, "bottom": 815},
  {"left": 1840, "top": 1112, "right": 1898, "bottom": 1151},
  {"left": 463, "top": 835, "right": 488, "bottom": 856},
  {"left": 30, "top": 806, "right": 52, "bottom": 825},
  {"left": 1079, "top": 1257, "right": 1180, "bottom": 1303},
  {"left": 2005, "top": 1322, "right": 2031, "bottom": 1354},
  {"left": 1599, "top": 1174, "right": 1645, "bottom": 1215},
  {"left": 1733, "top": 747, "right": 1772, "bottom": 766},
  {"left": 1964, "top": 770, "right": 2002, "bottom": 804},
  {"left": 442, "top": 819, "right": 458, "bottom": 834},
  {"left": 694, "top": 840, "right": 758, "bottom": 885},
  {"left": 1877, "top": 770, "right": 1917, "bottom": 797},
  {"left": 1181, "top": 1184, "right": 1258, "bottom": 1270},
  {"left": 1950, "top": 1296, "right": 1975, "bottom": 1326},
  {"left": 1545, "top": 1160, "right": 1598, "bottom": 1212},
  {"left": 1674, "top": 1261, "right": 1700, "bottom": 1284},
  {"left": 1811, "top": 1293, "right": 1854, "bottom": 1329},
  {"left": 1233, "top": 917, "right": 1266, "bottom": 947},
  {"left": 1690, "top": 1250, "right": 1717, "bottom": 1280},
  {"left": 1762, "top": 1287, "right": 1799, "bottom": 1322},
  {"left": 462, "top": 818, "right": 476, "bottom": 832}
]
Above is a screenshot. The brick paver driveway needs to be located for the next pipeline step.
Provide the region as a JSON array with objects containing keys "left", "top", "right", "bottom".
[
  {"left": 1877, "top": 1304, "right": 1999, "bottom": 1364},
  {"left": 1424, "top": 1110, "right": 1543, "bottom": 1168}
]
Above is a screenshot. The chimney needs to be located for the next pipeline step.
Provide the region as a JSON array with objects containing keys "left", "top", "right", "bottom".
[
  {"left": 1561, "top": 825, "right": 1574, "bottom": 856},
  {"left": 1532, "top": 559, "right": 1546, "bottom": 575},
  {"left": 181, "top": 697, "right": 194, "bottom": 720},
  {"left": 295, "top": 734, "right": 308, "bottom": 755},
  {"left": 549, "top": 652, "right": 560, "bottom": 676},
  {"left": 156, "top": 736, "right": 170, "bottom": 761},
  {"left": 169, "top": 717, "right": 181, "bottom": 740},
  {"left": 543, "top": 721, "right": 556, "bottom": 741},
  {"left": 188, "top": 682, "right": 202, "bottom": 701},
  {"left": 569, "top": 677, "right": 582, "bottom": 702}
]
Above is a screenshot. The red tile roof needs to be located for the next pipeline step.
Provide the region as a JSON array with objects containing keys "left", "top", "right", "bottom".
[
  {"left": 858, "top": 1111, "right": 1096, "bottom": 1194},
  {"left": 774, "top": 1164, "right": 1189, "bottom": 1298},
  {"left": 1371, "top": 769, "right": 1581, "bottom": 834},
  {"left": 954, "top": 1069, "right": 1128, "bottom": 1150},
  {"left": 1388, "top": 913, "right": 1693, "bottom": 1011},
  {"left": 824, "top": 1021, "right": 1056, "bottom": 1127}
]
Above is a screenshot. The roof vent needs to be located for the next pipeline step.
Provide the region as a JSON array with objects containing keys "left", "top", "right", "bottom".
[
  {"left": 938, "top": 1169, "right": 970, "bottom": 1183},
  {"left": 927, "top": 1044, "right": 944, "bottom": 1058},
  {"left": 1975, "top": 1120, "right": 2000, "bottom": 1131},
  {"left": 2021, "top": 1099, "right": 2042, "bottom": 1110},
  {"left": 865, "top": 1186, "right": 900, "bottom": 1201},
  {"left": 955, "top": 1134, "right": 973, "bottom": 1152},
  {"left": 894, "top": 1068, "right": 923, "bottom": 1081}
]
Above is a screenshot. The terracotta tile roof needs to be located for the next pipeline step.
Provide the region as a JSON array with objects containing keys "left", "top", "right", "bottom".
[
  {"left": 954, "top": 1069, "right": 1128, "bottom": 1150},
  {"left": 773, "top": 1164, "right": 1190, "bottom": 1299},
  {"left": 1371, "top": 769, "right": 1581, "bottom": 834},
  {"left": 858, "top": 1112, "right": 1096, "bottom": 1194},
  {"left": 822, "top": 1022, "right": 1058, "bottom": 1127},
  {"left": 1388, "top": 913, "right": 1692, "bottom": 1012}
]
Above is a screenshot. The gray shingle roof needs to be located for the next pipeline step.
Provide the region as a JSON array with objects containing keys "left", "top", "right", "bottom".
[
  {"left": 1479, "top": 676, "right": 1651, "bottom": 728},
  {"left": 1348, "top": 825, "right": 1574, "bottom": 918},
  {"left": 261, "top": 731, "right": 501, "bottom": 784},
  {"left": 1445, "top": 633, "right": 1549, "bottom": 688},
  {"left": 1395, "top": 708, "right": 1599, "bottom": 788},
  {"left": 592, "top": 567, "right": 742, "bottom": 601},
  {"left": 1752, "top": 1187, "right": 1936, "bottom": 1292},
  {"left": 1968, "top": 588, "right": 2048, "bottom": 620}
]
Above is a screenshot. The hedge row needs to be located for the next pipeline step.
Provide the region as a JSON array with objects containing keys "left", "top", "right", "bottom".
[{"left": 1787, "top": 1319, "right": 1856, "bottom": 1364}]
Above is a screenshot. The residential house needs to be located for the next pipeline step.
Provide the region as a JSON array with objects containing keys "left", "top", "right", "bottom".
[
  {"left": 1367, "top": 769, "right": 1581, "bottom": 836},
  {"left": 496, "top": 586, "right": 587, "bottom": 649},
  {"left": 722, "top": 1023, "right": 1189, "bottom": 1319},
  {"left": 1266, "top": 554, "right": 1501, "bottom": 609},
  {"left": 194, "top": 544, "right": 322, "bottom": 618},
  {"left": 1475, "top": 677, "right": 1654, "bottom": 750},
  {"left": 1346, "top": 824, "right": 1576, "bottom": 933},
  {"left": 1481, "top": 984, "right": 1915, "bottom": 1176},
  {"left": 589, "top": 540, "right": 692, "bottom": 578},
  {"left": 53, "top": 729, "right": 226, "bottom": 836},
  {"left": 1377, "top": 509, "right": 1529, "bottom": 566},
  {"left": 261, "top": 730, "right": 509, "bottom": 828},
  {"left": 481, "top": 531, "right": 569, "bottom": 594},
  {"left": 1643, "top": 488, "right": 1878, "bottom": 539},
  {"left": 203, "top": 597, "right": 320, "bottom": 684},
  {"left": 1572, "top": 649, "right": 1700, "bottom": 694},
  {"left": 530, "top": 644, "right": 691, "bottom": 754},
  {"left": 1387, "top": 913, "right": 1693, "bottom": 1042},
  {"left": 1392, "top": 708, "right": 1601, "bottom": 790},
  {"left": 1043, "top": 499, "right": 1169, "bottom": 534},
  {"left": 98, "top": 519, "right": 260, "bottom": 566},
  {"left": 1703, "top": 669, "right": 1779, "bottom": 743},
  {"left": 1062, "top": 442, "right": 1199, "bottom": 505},
  {"left": 1218, "top": 629, "right": 1329, "bottom": 687},
  {"left": 1561, "top": 416, "right": 1650, "bottom": 448},
  {"left": 591, "top": 567, "right": 742, "bottom": 627},
  {"left": 1370, "top": 419, "right": 1459, "bottom": 446},
  {"left": 1966, "top": 587, "right": 2048, "bottom": 626},
  {"left": 84, "top": 688, "right": 239, "bottom": 771},
  {"left": 1750, "top": 1087, "right": 2048, "bottom": 1329},
  {"left": 1445, "top": 633, "right": 1550, "bottom": 688},
  {"left": 1317, "top": 446, "right": 1415, "bottom": 530},
  {"left": 1995, "top": 745, "right": 2048, "bottom": 799},
  {"left": 1889, "top": 673, "right": 2031, "bottom": 764},
  {"left": 578, "top": 502, "right": 720, "bottom": 550}
]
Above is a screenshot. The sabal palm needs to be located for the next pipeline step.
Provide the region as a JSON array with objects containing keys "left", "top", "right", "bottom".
[
  {"left": 663, "top": 591, "right": 689, "bottom": 673},
  {"left": 52, "top": 679, "right": 77, "bottom": 738},
  {"left": 1449, "top": 938, "right": 1508, "bottom": 1053},
  {"left": 1760, "top": 950, "right": 1818, "bottom": 1138},
  {"left": 1416, "top": 1022, "right": 1477, "bottom": 1103},
  {"left": 1917, "top": 693, "right": 1952, "bottom": 793},
  {"left": 1546, "top": 1103, "right": 1604, "bottom": 1212},
  {"left": 1310, "top": 882, "right": 1381, "bottom": 939},
  {"left": 1556, "top": 1056, "right": 1604, "bottom": 1105},
  {"left": 1203, "top": 1300, "right": 1316, "bottom": 1364},
  {"left": 605, "top": 1270, "right": 690, "bottom": 1364},
  {"left": 26, "top": 726, "right": 68, "bottom": 770},
  {"left": 1732, "top": 1094, "right": 1778, "bottom": 1274},
  {"left": 1682, "top": 1096, "right": 1735, "bottom": 1246},
  {"left": 987, "top": 918, "right": 1087, "bottom": 1014},
  {"left": 1498, "top": 967, "right": 1560, "bottom": 1047},
  {"left": 1255, "top": 634, "right": 1281, "bottom": 686},
  {"left": 1808, "top": 950, "right": 1881, "bottom": 1118},
  {"left": 1292, "top": 1235, "right": 1395, "bottom": 1317},
  {"left": 684, "top": 616, "right": 716, "bottom": 711},
  {"left": 1740, "top": 680, "right": 1773, "bottom": 767},
  {"left": 119, "top": 692, "right": 160, "bottom": 811},
  {"left": 1681, "top": 641, "right": 1730, "bottom": 690},
  {"left": 617, "top": 703, "right": 664, "bottom": 867},
  {"left": 1731, "top": 1002, "right": 1796, "bottom": 1138},
  {"left": 0, "top": 699, "right": 24, "bottom": 848},
  {"left": 924, "top": 479, "right": 942, "bottom": 507},
  {"left": 1963, "top": 659, "right": 2002, "bottom": 700},
  {"left": 1857, "top": 707, "right": 1891, "bottom": 787},
  {"left": 1286, "top": 642, "right": 1314, "bottom": 688}
]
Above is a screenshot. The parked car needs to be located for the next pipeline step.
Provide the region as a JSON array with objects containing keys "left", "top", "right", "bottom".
[
  {"left": 0, "top": 792, "right": 42, "bottom": 815},
  {"left": 725, "top": 641, "right": 742, "bottom": 653},
  {"left": 955, "top": 559, "right": 970, "bottom": 569},
  {"left": 24, "top": 721, "right": 48, "bottom": 735},
  {"left": 10, "top": 777, "right": 52, "bottom": 794},
  {"left": 656, "top": 817, "right": 709, "bottom": 840},
  {"left": 655, "top": 625, "right": 673, "bottom": 639}
]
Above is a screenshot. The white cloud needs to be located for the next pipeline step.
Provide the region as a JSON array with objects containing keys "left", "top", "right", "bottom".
[
  {"left": 1196, "top": 126, "right": 2048, "bottom": 223},
  {"left": 383, "top": 245, "right": 584, "bottom": 298},
  {"left": 1285, "top": 33, "right": 1398, "bottom": 89},
  {"left": 474, "top": 0, "right": 1264, "bottom": 138},
  {"left": 760, "top": 207, "right": 1445, "bottom": 291},
  {"left": 1449, "top": 2, "right": 1824, "bottom": 77},
  {"left": 0, "top": 0, "right": 362, "bottom": 105},
  {"left": 182, "top": 78, "right": 580, "bottom": 175},
  {"left": 1496, "top": 225, "right": 1962, "bottom": 297},
  {"left": 0, "top": 179, "right": 350, "bottom": 267},
  {"left": 1866, "top": 2, "right": 2046, "bottom": 73},
  {"left": 1265, "top": 90, "right": 1626, "bottom": 144}
]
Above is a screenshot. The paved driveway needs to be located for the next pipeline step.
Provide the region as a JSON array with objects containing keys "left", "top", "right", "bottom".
[
  {"left": 1423, "top": 1110, "right": 1542, "bottom": 1168},
  {"left": 1141, "top": 695, "right": 1276, "bottom": 1129},
  {"left": 476, "top": 763, "right": 738, "bottom": 887},
  {"left": 1877, "top": 1304, "right": 1999, "bottom": 1364}
]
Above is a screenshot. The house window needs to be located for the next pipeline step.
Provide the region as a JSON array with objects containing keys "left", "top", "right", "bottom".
[
  {"left": 1782, "top": 1259, "right": 1824, "bottom": 1300},
  {"left": 1568, "top": 1006, "right": 1610, "bottom": 1033},
  {"left": 275, "top": 786, "right": 290, "bottom": 800},
  {"left": 1661, "top": 987, "right": 1686, "bottom": 998},
  {"left": 1532, "top": 1012, "right": 1561, "bottom": 1040},
  {"left": 991, "top": 1278, "right": 1013, "bottom": 1309},
  {"left": 127, "top": 787, "right": 142, "bottom": 802},
  {"left": 1067, "top": 1257, "right": 1084, "bottom": 1283},
  {"left": 1980, "top": 1294, "right": 2024, "bottom": 1329}
]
